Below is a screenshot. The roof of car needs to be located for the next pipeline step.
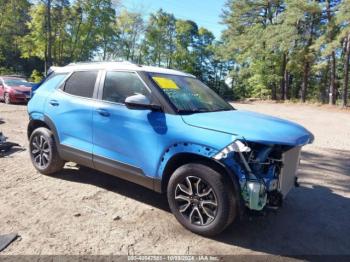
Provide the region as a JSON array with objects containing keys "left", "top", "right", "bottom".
[
  {"left": 51, "top": 61, "right": 195, "bottom": 78},
  {"left": 0, "top": 75, "right": 26, "bottom": 80}
]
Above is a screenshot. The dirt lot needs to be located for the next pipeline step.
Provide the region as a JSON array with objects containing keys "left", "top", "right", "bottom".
[{"left": 0, "top": 101, "right": 349, "bottom": 256}]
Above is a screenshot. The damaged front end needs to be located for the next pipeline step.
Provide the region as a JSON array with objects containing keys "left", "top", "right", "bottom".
[{"left": 214, "top": 140, "right": 303, "bottom": 211}]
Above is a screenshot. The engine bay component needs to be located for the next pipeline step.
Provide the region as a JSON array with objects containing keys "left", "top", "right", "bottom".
[
  {"left": 278, "top": 146, "right": 302, "bottom": 197},
  {"left": 267, "top": 190, "right": 283, "bottom": 208},
  {"left": 242, "top": 180, "right": 267, "bottom": 211},
  {"left": 214, "top": 140, "right": 251, "bottom": 160},
  {"left": 216, "top": 141, "right": 302, "bottom": 212}
]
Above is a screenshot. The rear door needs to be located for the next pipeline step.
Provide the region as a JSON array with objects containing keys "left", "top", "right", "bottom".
[{"left": 44, "top": 70, "right": 100, "bottom": 167}]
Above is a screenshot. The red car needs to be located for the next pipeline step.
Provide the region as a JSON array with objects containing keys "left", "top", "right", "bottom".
[{"left": 0, "top": 76, "right": 33, "bottom": 104}]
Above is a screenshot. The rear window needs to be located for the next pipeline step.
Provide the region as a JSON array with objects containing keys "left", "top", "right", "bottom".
[
  {"left": 63, "top": 71, "right": 98, "bottom": 98},
  {"left": 37, "top": 74, "right": 68, "bottom": 91},
  {"left": 4, "top": 79, "right": 32, "bottom": 87}
]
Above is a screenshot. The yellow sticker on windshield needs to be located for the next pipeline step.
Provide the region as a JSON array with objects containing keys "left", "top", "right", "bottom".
[{"left": 152, "top": 77, "right": 179, "bottom": 89}]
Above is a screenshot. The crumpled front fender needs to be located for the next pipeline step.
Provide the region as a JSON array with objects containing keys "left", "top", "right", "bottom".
[{"left": 157, "top": 142, "right": 218, "bottom": 178}]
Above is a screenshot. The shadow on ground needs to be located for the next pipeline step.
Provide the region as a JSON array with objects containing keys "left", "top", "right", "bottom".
[
  {"left": 51, "top": 147, "right": 350, "bottom": 255},
  {"left": 0, "top": 146, "right": 25, "bottom": 158},
  {"left": 54, "top": 165, "right": 170, "bottom": 212}
]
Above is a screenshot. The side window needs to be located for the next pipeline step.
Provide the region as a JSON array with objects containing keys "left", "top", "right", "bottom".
[
  {"left": 63, "top": 71, "right": 98, "bottom": 98},
  {"left": 102, "top": 71, "right": 150, "bottom": 104}
]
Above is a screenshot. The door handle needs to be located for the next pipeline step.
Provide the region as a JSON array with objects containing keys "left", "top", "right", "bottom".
[
  {"left": 96, "top": 108, "right": 110, "bottom": 117},
  {"left": 49, "top": 99, "right": 59, "bottom": 106}
]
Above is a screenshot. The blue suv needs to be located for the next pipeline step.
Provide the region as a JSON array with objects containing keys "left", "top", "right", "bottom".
[{"left": 27, "top": 62, "right": 313, "bottom": 236}]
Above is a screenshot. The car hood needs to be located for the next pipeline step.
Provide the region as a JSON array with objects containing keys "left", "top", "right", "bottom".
[
  {"left": 10, "top": 85, "right": 32, "bottom": 92},
  {"left": 181, "top": 110, "right": 314, "bottom": 146}
]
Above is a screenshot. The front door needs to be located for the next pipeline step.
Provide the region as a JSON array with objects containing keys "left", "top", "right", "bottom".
[{"left": 92, "top": 70, "right": 167, "bottom": 181}]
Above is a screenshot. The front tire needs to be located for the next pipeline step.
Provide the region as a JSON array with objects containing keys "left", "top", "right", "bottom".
[
  {"left": 167, "top": 163, "right": 237, "bottom": 236},
  {"left": 29, "top": 127, "right": 65, "bottom": 175},
  {"left": 4, "top": 93, "right": 10, "bottom": 104}
]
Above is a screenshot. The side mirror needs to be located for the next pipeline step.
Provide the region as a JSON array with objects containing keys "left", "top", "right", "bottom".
[{"left": 125, "top": 94, "right": 162, "bottom": 111}]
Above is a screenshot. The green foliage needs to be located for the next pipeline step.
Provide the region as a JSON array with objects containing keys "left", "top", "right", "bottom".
[
  {"left": 20, "top": 4, "right": 47, "bottom": 61},
  {"left": 112, "top": 9, "right": 144, "bottom": 61},
  {"left": 0, "top": 67, "right": 15, "bottom": 76},
  {"left": 0, "top": 0, "right": 348, "bottom": 104},
  {"left": 221, "top": 0, "right": 349, "bottom": 104},
  {"left": 143, "top": 9, "right": 176, "bottom": 67},
  {"left": 30, "top": 69, "right": 43, "bottom": 83},
  {"left": 0, "top": 0, "right": 31, "bottom": 73}
]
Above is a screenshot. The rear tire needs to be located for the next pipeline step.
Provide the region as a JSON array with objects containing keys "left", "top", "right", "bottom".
[
  {"left": 29, "top": 127, "right": 65, "bottom": 175},
  {"left": 167, "top": 163, "right": 237, "bottom": 236}
]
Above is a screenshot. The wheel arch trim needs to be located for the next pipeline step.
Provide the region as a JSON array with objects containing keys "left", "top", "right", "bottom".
[
  {"left": 157, "top": 142, "right": 241, "bottom": 189},
  {"left": 27, "top": 114, "right": 60, "bottom": 145},
  {"left": 157, "top": 142, "right": 218, "bottom": 177}
]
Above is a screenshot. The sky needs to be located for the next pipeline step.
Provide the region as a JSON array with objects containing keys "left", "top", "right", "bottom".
[{"left": 121, "top": 0, "right": 227, "bottom": 39}]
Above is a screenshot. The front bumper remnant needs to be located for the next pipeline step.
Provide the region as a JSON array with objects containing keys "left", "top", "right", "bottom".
[{"left": 214, "top": 140, "right": 303, "bottom": 211}]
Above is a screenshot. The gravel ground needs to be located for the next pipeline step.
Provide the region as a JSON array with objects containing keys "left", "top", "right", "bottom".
[{"left": 0, "top": 101, "right": 349, "bottom": 257}]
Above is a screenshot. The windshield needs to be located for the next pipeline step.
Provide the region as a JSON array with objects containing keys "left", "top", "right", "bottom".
[
  {"left": 149, "top": 73, "right": 233, "bottom": 113},
  {"left": 4, "top": 79, "right": 32, "bottom": 87}
]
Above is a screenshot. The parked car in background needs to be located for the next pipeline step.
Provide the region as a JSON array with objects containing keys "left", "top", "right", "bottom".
[
  {"left": 0, "top": 76, "right": 33, "bottom": 104},
  {"left": 27, "top": 62, "right": 314, "bottom": 236}
]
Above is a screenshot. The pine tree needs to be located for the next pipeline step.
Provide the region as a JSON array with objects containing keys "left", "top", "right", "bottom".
[{"left": 336, "top": 0, "right": 350, "bottom": 106}]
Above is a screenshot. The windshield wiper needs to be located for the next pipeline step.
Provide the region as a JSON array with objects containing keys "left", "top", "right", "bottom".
[
  {"left": 177, "top": 109, "right": 209, "bottom": 114},
  {"left": 210, "top": 108, "right": 234, "bottom": 112}
]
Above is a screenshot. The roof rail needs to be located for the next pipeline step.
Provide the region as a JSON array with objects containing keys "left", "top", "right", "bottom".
[{"left": 66, "top": 60, "right": 140, "bottom": 66}]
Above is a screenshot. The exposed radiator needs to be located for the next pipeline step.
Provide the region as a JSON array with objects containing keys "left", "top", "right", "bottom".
[{"left": 279, "top": 146, "right": 302, "bottom": 197}]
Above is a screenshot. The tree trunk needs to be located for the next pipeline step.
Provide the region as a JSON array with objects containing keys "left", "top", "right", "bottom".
[
  {"left": 326, "top": 0, "right": 337, "bottom": 105},
  {"left": 284, "top": 70, "right": 289, "bottom": 100},
  {"left": 300, "top": 12, "right": 315, "bottom": 103},
  {"left": 271, "top": 83, "right": 277, "bottom": 100},
  {"left": 321, "top": 59, "right": 330, "bottom": 104},
  {"left": 46, "top": 0, "right": 52, "bottom": 69},
  {"left": 44, "top": 44, "right": 48, "bottom": 76},
  {"left": 329, "top": 51, "right": 337, "bottom": 105},
  {"left": 301, "top": 62, "right": 309, "bottom": 102},
  {"left": 69, "top": 15, "right": 82, "bottom": 60},
  {"left": 280, "top": 53, "right": 287, "bottom": 100},
  {"left": 342, "top": 35, "right": 350, "bottom": 107}
]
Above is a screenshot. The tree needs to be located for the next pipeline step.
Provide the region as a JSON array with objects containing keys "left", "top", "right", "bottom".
[
  {"left": 73, "top": 0, "right": 117, "bottom": 61},
  {"left": 312, "top": 0, "right": 341, "bottom": 104},
  {"left": 0, "top": 0, "right": 31, "bottom": 72},
  {"left": 20, "top": 4, "right": 48, "bottom": 68},
  {"left": 143, "top": 9, "right": 176, "bottom": 67},
  {"left": 113, "top": 9, "right": 144, "bottom": 61},
  {"left": 336, "top": 0, "right": 350, "bottom": 107},
  {"left": 173, "top": 19, "right": 198, "bottom": 74},
  {"left": 221, "top": 0, "right": 285, "bottom": 100},
  {"left": 45, "top": 0, "right": 53, "bottom": 68},
  {"left": 21, "top": 0, "right": 118, "bottom": 68},
  {"left": 6, "top": 0, "right": 350, "bottom": 105}
]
